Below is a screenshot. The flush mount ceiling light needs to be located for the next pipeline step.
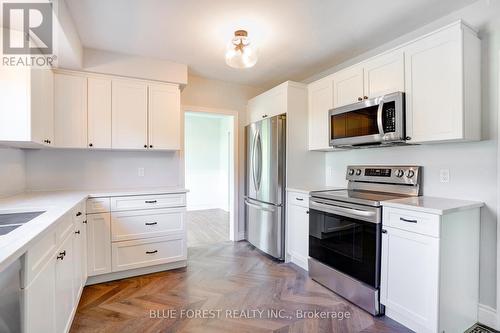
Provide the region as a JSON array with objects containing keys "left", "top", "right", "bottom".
[{"left": 225, "top": 30, "right": 258, "bottom": 69}]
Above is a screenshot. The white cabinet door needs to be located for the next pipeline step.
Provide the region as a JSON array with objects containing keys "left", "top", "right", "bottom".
[
  {"left": 404, "top": 26, "right": 463, "bottom": 143},
  {"left": 308, "top": 77, "right": 333, "bottom": 150},
  {"left": 363, "top": 50, "right": 404, "bottom": 98},
  {"left": 112, "top": 79, "right": 148, "bottom": 149},
  {"left": 287, "top": 203, "right": 309, "bottom": 270},
  {"left": 23, "top": 257, "right": 56, "bottom": 333},
  {"left": 88, "top": 77, "right": 112, "bottom": 149},
  {"left": 148, "top": 84, "right": 181, "bottom": 150},
  {"left": 54, "top": 73, "right": 87, "bottom": 148},
  {"left": 55, "top": 233, "right": 75, "bottom": 333},
  {"left": 381, "top": 226, "right": 439, "bottom": 333},
  {"left": 73, "top": 207, "right": 86, "bottom": 298},
  {"left": 247, "top": 87, "right": 287, "bottom": 124},
  {"left": 332, "top": 65, "right": 364, "bottom": 108},
  {"left": 30, "top": 68, "right": 54, "bottom": 145},
  {"left": 87, "top": 213, "right": 112, "bottom": 276}
]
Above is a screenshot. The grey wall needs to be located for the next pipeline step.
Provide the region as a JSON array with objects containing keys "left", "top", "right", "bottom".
[
  {"left": 0, "top": 148, "right": 25, "bottom": 197},
  {"left": 307, "top": 0, "right": 500, "bottom": 308},
  {"left": 25, "top": 149, "right": 182, "bottom": 190}
]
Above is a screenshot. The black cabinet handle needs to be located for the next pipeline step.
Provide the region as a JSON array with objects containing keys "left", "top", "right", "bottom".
[
  {"left": 357, "top": 97, "right": 363, "bottom": 101},
  {"left": 382, "top": 229, "right": 387, "bottom": 234},
  {"left": 89, "top": 143, "right": 93, "bottom": 147},
  {"left": 262, "top": 114, "right": 268, "bottom": 118},
  {"left": 144, "top": 144, "right": 148, "bottom": 148},
  {"left": 145, "top": 200, "right": 157, "bottom": 204},
  {"left": 59, "top": 250, "right": 66, "bottom": 256},
  {"left": 56, "top": 254, "right": 64, "bottom": 260},
  {"left": 295, "top": 197, "right": 304, "bottom": 201},
  {"left": 400, "top": 217, "right": 418, "bottom": 223},
  {"left": 145, "top": 222, "right": 157, "bottom": 226},
  {"left": 75, "top": 230, "right": 80, "bottom": 234},
  {"left": 76, "top": 212, "right": 82, "bottom": 217},
  {"left": 149, "top": 145, "right": 153, "bottom": 148},
  {"left": 146, "top": 250, "right": 158, "bottom": 254},
  {"left": 306, "top": 210, "right": 309, "bottom": 215},
  {"left": 83, "top": 220, "right": 87, "bottom": 224}
]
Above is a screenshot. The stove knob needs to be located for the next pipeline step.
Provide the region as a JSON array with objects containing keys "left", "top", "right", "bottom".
[
  {"left": 406, "top": 170, "right": 415, "bottom": 178},
  {"left": 396, "top": 169, "right": 405, "bottom": 178},
  {"left": 348, "top": 169, "right": 355, "bottom": 176},
  {"left": 355, "top": 169, "right": 362, "bottom": 176}
]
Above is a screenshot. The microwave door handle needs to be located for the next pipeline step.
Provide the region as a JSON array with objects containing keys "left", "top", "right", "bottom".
[{"left": 377, "top": 100, "right": 385, "bottom": 135}]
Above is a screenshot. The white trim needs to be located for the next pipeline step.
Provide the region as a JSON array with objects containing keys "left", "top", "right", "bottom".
[
  {"left": 289, "top": 252, "right": 308, "bottom": 271},
  {"left": 238, "top": 231, "right": 245, "bottom": 241},
  {"left": 496, "top": 50, "right": 500, "bottom": 331},
  {"left": 478, "top": 304, "right": 498, "bottom": 329},
  {"left": 182, "top": 105, "right": 240, "bottom": 242}
]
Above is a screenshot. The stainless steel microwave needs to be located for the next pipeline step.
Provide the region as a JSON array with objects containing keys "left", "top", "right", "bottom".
[{"left": 329, "top": 92, "right": 405, "bottom": 148}]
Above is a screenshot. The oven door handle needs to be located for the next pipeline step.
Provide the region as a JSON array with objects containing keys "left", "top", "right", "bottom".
[
  {"left": 310, "top": 201, "right": 376, "bottom": 218},
  {"left": 377, "top": 99, "right": 385, "bottom": 136}
]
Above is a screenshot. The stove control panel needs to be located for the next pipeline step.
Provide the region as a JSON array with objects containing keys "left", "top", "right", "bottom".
[{"left": 346, "top": 166, "right": 421, "bottom": 185}]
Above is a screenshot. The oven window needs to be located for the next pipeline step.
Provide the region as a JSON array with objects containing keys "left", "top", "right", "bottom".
[
  {"left": 331, "top": 105, "right": 379, "bottom": 140},
  {"left": 309, "top": 209, "right": 380, "bottom": 288}
]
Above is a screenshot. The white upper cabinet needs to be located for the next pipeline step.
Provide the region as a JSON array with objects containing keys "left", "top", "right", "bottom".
[
  {"left": 0, "top": 67, "right": 54, "bottom": 147},
  {"left": 87, "top": 77, "right": 112, "bottom": 149},
  {"left": 54, "top": 73, "right": 88, "bottom": 148},
  {"left": 308, "top": 77, "right": 333, "bottom": 150},
  {"left": 404, "top": 22, "right": 481, "bottom": 143},
  {"left": 247, "top": 83, "right": 288, "bottom": 124},
  {"left": 148, "top": 83, "right": 181, "bottom": 150},
  {"left": 363, "top": 50, "right": 405, "bottom": 98},
  {"left": 332, "top": 65, "right": 364, "bottom": 108},
  {"left": 112, "top": 79, "right": 148, "bottom": 149}
]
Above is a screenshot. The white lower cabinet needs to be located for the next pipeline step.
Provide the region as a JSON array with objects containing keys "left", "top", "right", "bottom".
[
  {"left": 286, "top": 191, "right": 309, "bottom": 270},
  {"left": 380, "top": 206, "right": 480, "bottom": 333},
  {"left": 86, "top": 212, "right": 112, "bottom": 276},
  {"left": 55, "top": 232, "right": 76, "bottom": 333}
]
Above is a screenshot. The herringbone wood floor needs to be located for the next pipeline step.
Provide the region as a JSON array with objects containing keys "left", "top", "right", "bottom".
[{"left": 70, "top": 241, "right": 412, "bottom": 333}]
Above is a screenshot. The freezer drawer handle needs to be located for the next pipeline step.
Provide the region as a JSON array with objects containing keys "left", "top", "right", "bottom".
[
  {"left": 399, "top": 217, "right": 418, "bottom": 223},
  {"left": 244, "top": 200, "right": 275, "bottom": 213}
]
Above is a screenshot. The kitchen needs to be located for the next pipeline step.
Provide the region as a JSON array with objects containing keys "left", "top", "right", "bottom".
[{"left": 0, "top": 0, "right": 499, "bottom": 332}]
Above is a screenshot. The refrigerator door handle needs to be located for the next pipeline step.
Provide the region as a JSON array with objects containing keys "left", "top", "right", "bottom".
[
  {"left": 244, "top": 199, "right": 275, "bottom": 212},
  {"left": 251, "top": 131, "right": 259, "bottom": 193},
  {"left": 255, "top": 131, "right": 263, "bottom": 191}
]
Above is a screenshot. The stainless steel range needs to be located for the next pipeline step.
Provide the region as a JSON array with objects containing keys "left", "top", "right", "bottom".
[{"left": 308, "top": 165, "right": 421, "bottom": 315}]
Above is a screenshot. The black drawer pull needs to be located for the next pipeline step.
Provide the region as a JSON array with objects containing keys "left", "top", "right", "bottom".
[
  {"left": 59, "top": 250, "right": 66, "bottom": 256},
  {"left": 146, "top": 250, "right": 158, "bottom": 254},
  {"left": 76, "top": 212, "right": 82, "bottom": 217},
  {"left": 382, "top": 229, "right": 387, "bottom": 234},
  {"left": 400, "top": 217, "right": 418, "bottom": 223},
  {"left": 56, "top": 254, "right": 64, "bottom": 260},
  {"left": 145, "top": 200, "right": 157, "bottom": 204},
  {"left": 75, "top": 230, "right": 80, "bottom": 234},
  {"left": 295, "top": 198, "right": 304, "bottom": 201},
  {"left": 83, "top": 220, "right": 87, "bottom": 224},
  {"left": 145, "top": 222, "right": 158, "bottom": 226}
]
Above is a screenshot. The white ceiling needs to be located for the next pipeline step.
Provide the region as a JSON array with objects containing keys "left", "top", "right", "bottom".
[{"left": 66, "top": 0, "right": 477, "bottom": 88}]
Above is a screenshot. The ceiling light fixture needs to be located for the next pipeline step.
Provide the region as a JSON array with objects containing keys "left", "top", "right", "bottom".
[{"left": 225, "top": 30, "right": 258, "bottom": 69}]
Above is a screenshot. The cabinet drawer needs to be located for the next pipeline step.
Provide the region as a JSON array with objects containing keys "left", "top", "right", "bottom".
[
  {"left": 111, "top": 208, "right": 185, "bottom": 242},
  {"left": 383, "top": 207, "right": 440, "bottom": 237},
  {"left": 287, "top": 192, "right": 309, "bottom": 208},
  {"left": 86, "top": 197, "right": 110, "bottom": 214},
  {"left": 55, "top": 213, "right": 74, "bottom": 244},
  {"left": 23, "top": 230, "right": 57, "bottom": 288},
  {"left": 110, "top": 194, "right": 186, "bottom": 212},
  {"left": 111, "top": 235, "right": 186, "bottom": 272}
]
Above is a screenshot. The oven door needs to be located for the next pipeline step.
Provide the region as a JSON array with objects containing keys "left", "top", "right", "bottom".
[
  {"left": 329, "top": 92, "right": 404, "bottom": 147},
  {"left": 308, "top": 200, "right": 381, "bottom": 288}
]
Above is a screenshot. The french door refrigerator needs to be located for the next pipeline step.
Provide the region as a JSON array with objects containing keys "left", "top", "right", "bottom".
[{"left": 245, "top": 114, "right": 286, "bottom": 260}]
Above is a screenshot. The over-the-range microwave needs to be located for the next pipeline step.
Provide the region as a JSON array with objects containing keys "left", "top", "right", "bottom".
[{"left": 328, "top": 92, "right": 406, "bottom": 148}]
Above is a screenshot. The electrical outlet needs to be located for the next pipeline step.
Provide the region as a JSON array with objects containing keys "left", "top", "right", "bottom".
[
  {"left": 138, "top": 167, "right": 145, "bottom": 177},
  {"left": 439, "top": 169, "right": 450, "bottom": 183}
]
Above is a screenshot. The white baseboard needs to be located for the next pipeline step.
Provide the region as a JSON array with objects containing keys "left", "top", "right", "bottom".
[
  {"left": 237, "top": 231, "right": 245, "bottom": 241},
  {"left": 290, "top": 252, "right": 308, "bottom": 271},
  {"left": 478, "top": 303, "right": 499, "bottom": 330}
]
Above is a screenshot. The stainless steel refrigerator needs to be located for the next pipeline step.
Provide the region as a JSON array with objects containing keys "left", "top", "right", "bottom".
[{"left": 245, "top": 114, "right": 286, "bottom": 260}]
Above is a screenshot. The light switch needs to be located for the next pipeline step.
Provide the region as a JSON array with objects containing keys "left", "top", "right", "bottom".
[{"left": 138, "top": 167, "right": 145, "bottom": 177}]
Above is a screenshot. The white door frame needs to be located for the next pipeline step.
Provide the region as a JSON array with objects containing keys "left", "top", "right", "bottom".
[{"left": 181, "top": 105, "right": 240, "bottom": 241}]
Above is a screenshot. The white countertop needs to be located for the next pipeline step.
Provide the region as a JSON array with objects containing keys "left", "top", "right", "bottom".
[
  {"left": 286, "top": 186, "right": 345, "bottom": 195},
  {"left": 381, "top": 196, "right": 484, "bottom": 215},
  {"left": 0, "top": 187, "right": 187, "bottom": 272}
]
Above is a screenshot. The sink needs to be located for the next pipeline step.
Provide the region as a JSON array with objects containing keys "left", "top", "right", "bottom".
[{"left": 0, "top": 211, "right": 45, "bottom": 236}]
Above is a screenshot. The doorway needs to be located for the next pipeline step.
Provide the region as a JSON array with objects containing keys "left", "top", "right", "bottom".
[{"left": 183, "top": 108, "right": 237, "bottom": 247}]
